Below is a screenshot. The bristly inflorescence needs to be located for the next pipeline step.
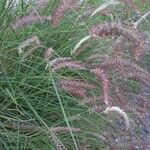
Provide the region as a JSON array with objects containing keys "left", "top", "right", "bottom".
[
  {"left": 10, "top": 0, "right": 150, "bottom": 149},
  {"left": 51, "top": 126, "right": 81, "bottom": 133},
  {"left": 59, "top": 85, "right": 87, "bottom": 98},
  {"left": 12, "top": 12, "right": 51, "bottom": 30},
  {"left": 48, "top": 57, "right": 85, "bottom": 71},
  {"left": 17, "top": 35, "right": 41, "bottom": 61},
  {"left": 58, "top": 78, "right": 96, "bottom": 89},
  {"left": 73, "top": 22, "right": 145, "bottom": 61},
  {"left": 91, "top": 68, "right": 110, "bottom": 106},
  {"left": 51, "top": 0, "right": 74, "bottom": 27},
  {"left": 92, "top": 57, "right": 150, "bottom": 85},
  {"left": 90, "top": 22, "right": 145, "bottom": 61},
  {"left": 44, "top": 47, "right": 54, "bottom": 61},
  {"left": 103, "top": 106, "right": 130, "bottom": 131}
]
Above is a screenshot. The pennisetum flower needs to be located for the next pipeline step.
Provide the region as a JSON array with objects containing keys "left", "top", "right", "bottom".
[
  {"left": 17, "top": 35, "right": 41, "bottom": 61},
  {"left": 58, "top": 78, "right": 96, "bottom": 89},
  {"left": 49, "top": 135, "right": 64, "bottom": 150},
  {"left": 103, "top": 106, "right": 130, "bottom": 131},
  {"left": 51, "top": 126, "right": 81, "bottom": 133},
  {"left": 17, "top": 35, "right": 40, "bottom": 54},
  {"left": 93, "top": 57, "right": 150, "bottom": 85},
  {"left": 44, "top": 47, "right": 54, "bottom": 61},
  {"left": 73, "top": 22, "right": 145, "bottom": 60},
  {"left": 3, "top": 120, "right": 42, "bottom": 133},
  {"left": 60, "top": 85, "right": 86, "bottom": 98},
  {"left": 90, "top": 22, "right": 145, "bottom": 60},
  {"left": 12, "top": 12, "right": 51, "bottom": 30},
  {"left": 51, "top": 0, "right": 74, "bottom": 27},
  {"left": 49, "top": 126, "right": 80, "bottom": 150},
  {"left": 81, "top": 96, "right": 102, "bottom": 105},
  {"left": 91, "top": 68, "right": 110, "bottom": 106},
  {"left": 48, "top": 57, "right": 85, "bottom": 71}
]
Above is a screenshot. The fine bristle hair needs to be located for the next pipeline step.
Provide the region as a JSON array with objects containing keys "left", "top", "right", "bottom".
[
  {"left": 49, "top": 135, "right": 64, "bottom": 150},
  {"left": 91, "top": 68, "right": 110, "bottom": 105},
  {"left": 58, "top": 78, "right": 96, "bottom": 89},
  {"left": 103, "top": 106, "right": 130, "bottom": 131},
  {"left": 50, "top": 59, "right": 85, "bottom": 71},
  {"left": 51, "top": 126, "right": 81, "bottom": 133},
  {"left": 44, "top": 47, "right": 54, "bottom": 61},
  {"left": 12, "top": 12, "right": 51, "bottom": 30},
  {"left": 51, "top": 0, "right": 74, "bottom": 27},
  {"left": 90, "top": 22, "right": 145, "bottom": 60},
  {"left": 17, "top": 35, "right": 41, "bottom": 61},
  {"left": 60, "top": 85, "right": 86, "bottom": 98},
  {"left": 3, "top": 121, "right": 42, "bottom": 133},
  {"left": 17, "top": 35, "right": 40, "bottom": 54},
  {"left": 93, "top": 57, "right": 150, "bottom": 85}
]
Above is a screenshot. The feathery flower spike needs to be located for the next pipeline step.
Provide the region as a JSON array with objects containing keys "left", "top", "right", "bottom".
[
  {"left": 17, "top": 35, "right": 40, "bottom": 54},
  {"left": 93, "top": 57, "right": 150, "bottom": 85},
  {"left": 51, "top": 126, "right": 81, "bottom": 133},
  {"left": 49, "top": 135, "right": 64, "bottom": 150},
  {"left": 12, "top": 12, "right": 51, "bottom": 30},
  {"left": 3, "top": 121, "right": 42, "bottom": 133},
  {"left": 44, "top": 47, "right": 54, "bottom": 61},
  {"left": 103, "top": 106, "right": 130, "bottom": 130},
  {"left": 51, "top": 0, "right": 74, "bottom": 27},
  {"left": 60, "top": 85, "right": 86, "bottom": 98},
  {"left": 17, "top": 35, "right": 40, "bottom": 61},
  {"left": 90, "top": 22, "right": 145, "bottom": 60},
  {"left": 49, "top": 58, "right": 85, "bottom": 71},
  {"left": 58, "top": 78, "right": 96, "bottom": 89},
  {"left": 54, "top": 61, "right": 85, "bottom": 71},
  {"left": 91, "top": 68, "right": 110, "bottom": 105}
]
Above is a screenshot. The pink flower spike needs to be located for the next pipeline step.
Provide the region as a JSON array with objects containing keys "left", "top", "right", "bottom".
[
  {"left": 90, "top": 22, "right": 145, "bottom": 60},
  {"left": 44, "top": 47, "right": 54, "bottom": 61},
  {"left": 60, "top": 85, "right": 86, "bottom": 98},
  {"left": 91, "top": 68, "right": 110, "bottom": 106},
  {"left": 54, "top": 61, "right": 85, "bottom": 71},
  {"left": 58, "top": 78, "right": 96, "bottom": 89},
  {"left": 51, "top": 126, "right": 81, "bottom": 133},
  {"left": 12, "top": 12, "right": 51, "bottom": 30},
  {"left": 51, "top": 0, "right": 74, "bottom": 27}
]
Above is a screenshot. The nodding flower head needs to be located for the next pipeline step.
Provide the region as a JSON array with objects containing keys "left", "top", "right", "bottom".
[
  {"left": 103, "top": 106, "right": 130, "bottom": 131},
  {"left": 44, "top": 47, "right": 54, "bottom": 61},
  {"left": 90, "top": 22, "right": 145, "bottom": 60},
  {"left": 51, "top": 0, "right": 74, "bottom": 27},
  {"left": 12, "top": 12, "right": 51, "bottom": 30}
]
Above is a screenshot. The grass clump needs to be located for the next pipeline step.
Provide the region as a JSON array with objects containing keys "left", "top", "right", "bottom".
[{"left": 0, "top": 0, "right": 150, "bottom": 149}]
